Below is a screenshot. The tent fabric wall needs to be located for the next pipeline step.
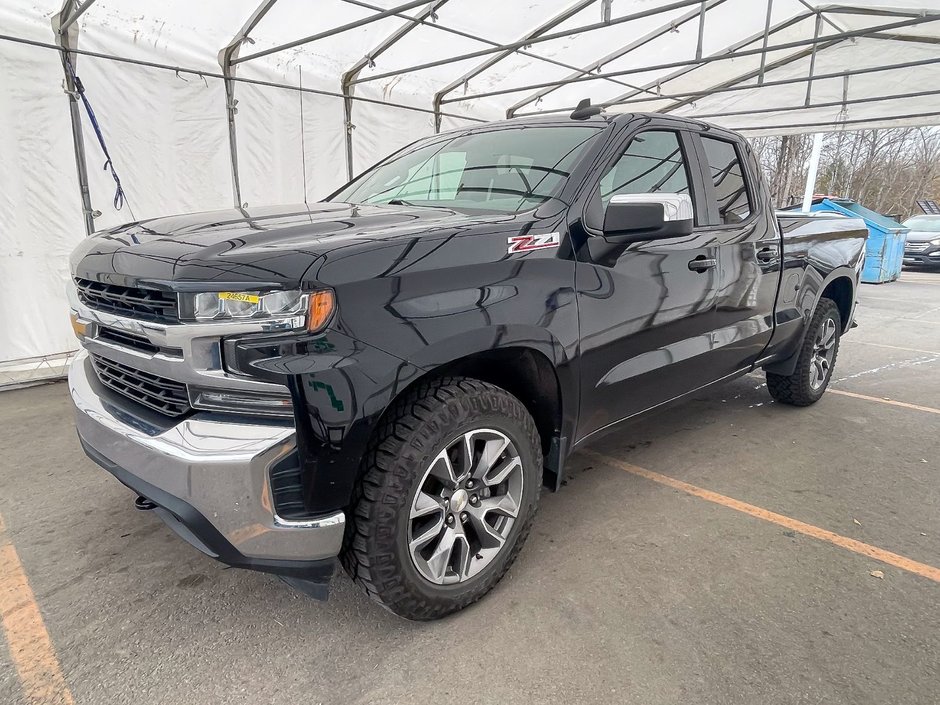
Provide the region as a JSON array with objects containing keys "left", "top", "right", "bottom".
[
  {"left": 0, "top": 12, "right": 84, "bottom": 368},
  {"left": 2, "top": 0, "right": 940, "bottom": 377}
]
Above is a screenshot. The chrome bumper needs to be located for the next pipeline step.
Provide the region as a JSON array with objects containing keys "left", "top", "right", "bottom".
[{"left": 70, "top": 350, "right": 345, "bottom": 563}]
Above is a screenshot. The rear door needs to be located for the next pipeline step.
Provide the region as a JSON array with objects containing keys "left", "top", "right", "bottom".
[
  {"left": 688, "top": 133, "right": 782, "bottom": 375},
  {"left": 573, "top": 124, "right": 726, "bottom": 441}
]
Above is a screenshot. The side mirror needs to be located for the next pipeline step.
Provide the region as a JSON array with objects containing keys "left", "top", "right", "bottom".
[{"left": 602, "top": 193, "right": 694, "bottom": 241}]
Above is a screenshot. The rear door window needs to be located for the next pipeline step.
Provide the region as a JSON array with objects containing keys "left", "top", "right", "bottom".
[{"left": 700, "top": 136, "right": 752, "bottom": 224}]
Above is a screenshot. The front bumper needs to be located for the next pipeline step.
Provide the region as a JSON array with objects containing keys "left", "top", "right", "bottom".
[
  {"left": 903, "top": 247, "right": 940, "bottom": 266},
  {"left": 70, "top": 350, "right": 345, "bottom": 581}
]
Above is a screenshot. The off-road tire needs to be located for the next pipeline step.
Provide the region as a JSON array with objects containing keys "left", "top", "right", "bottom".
[
  {"left": 341, "top": 376, "right": 542, "bottom": 620},
  {"left": 766, "top": 297, "right": 841, "bottom": 406}
]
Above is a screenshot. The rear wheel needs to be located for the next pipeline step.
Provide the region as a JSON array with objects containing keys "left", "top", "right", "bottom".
[
  {"left": 341, "top": 377, "right": 542, "bottom": 620},
  {"left": 766, "top": 297, "right": 841, "bottom": 406}
]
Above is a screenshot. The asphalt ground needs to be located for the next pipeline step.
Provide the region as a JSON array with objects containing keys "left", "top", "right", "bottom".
[{"left": 1, "top": 269, "right": 938, "bottom": 705}]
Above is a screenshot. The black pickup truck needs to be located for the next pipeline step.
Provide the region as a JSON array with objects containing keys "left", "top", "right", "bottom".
[{"left": 68, "top": 112, "right": 867, "bottom": 620}]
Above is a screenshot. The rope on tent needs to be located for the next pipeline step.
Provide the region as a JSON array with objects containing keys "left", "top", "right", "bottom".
[{"left": 64, "top": 57, "right": 132, "bottom": 215}]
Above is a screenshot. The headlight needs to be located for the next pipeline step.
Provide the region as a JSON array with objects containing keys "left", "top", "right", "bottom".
[
  {"left": 185, "top": 289, "right": 335, "bottom": 332},
  {"left": 930, "top": 238, "right": 940, "bottom": 246}
]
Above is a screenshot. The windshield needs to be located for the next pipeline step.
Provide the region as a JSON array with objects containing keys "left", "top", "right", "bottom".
[
  {"left": 903, "top": 215, "right": 940, "bottom": 232},
  {"left": 331, "top": 125, "right": 603, "bottom": 213}
]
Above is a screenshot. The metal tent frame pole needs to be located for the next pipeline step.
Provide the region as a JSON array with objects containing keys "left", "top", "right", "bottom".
[
  {"left": 517, "top": 55, "right": 940, "bottom": 117},
  {"left": 431, "top": 0, "right": 597, "bottom": 131},
  {"left": 353, "top": 0, "right": 709, "bottom": 87},
  {"left": 231, "top": 0, "right": 432, "bottom": 66},
  {"left": 344, "top": 0, "right": 637, "bottom": 116},
  {"left": 442, "top": 13, "right": 940, "bottom": 106},
  {"left": 505, "top": 0, "right": 727, "bottom": 119},
  {"left": 341, "top": 1, "right": 449, "bottom": 181},
  {"left": 679, "top": 88, "right": 940, "bottom": 121},
  {"left": 802, "top": 132, "right": 825, "bottom": 211},
  {"left": 586, "top": 9, "right": 815, "bottom": 118},
  {"left": 51, "top": 0, "right": 97, "bottom": 237},
  {"left": 219, "top": 0, "right": 279, "bottom": 209}
]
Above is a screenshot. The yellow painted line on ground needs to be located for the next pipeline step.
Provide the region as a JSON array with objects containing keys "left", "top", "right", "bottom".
[
  {"left": 827, "top": 388, "right": 940, "bottom": 415},
  {"left": 583, "top": 450, "right": 940, "bottom": 584},
  {"left": 0, "top": 513, "right": 74, "bottom": 705},
  {"left": 853, "top": 341, "right": 940, "bottom": 356}
]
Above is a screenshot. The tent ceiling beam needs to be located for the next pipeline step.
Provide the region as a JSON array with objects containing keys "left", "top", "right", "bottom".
[
  {"left": 804, "top": 13, "right": 824, "bottom": 106},
  {"left": 58, "top": 0, "right": 97, "bottom": 34},
  {"left": 687, "top": 87, "right": 940, "bottom": 120},
  {"left": 758, "top": 0, "right": 775, "bottom": 84},
  {"left": 504, "top": 0, "right": 728, "bottom": 119},
  {"left": 445, "top": 12, "right": 940, "bottom": 105},
  {"left": 354, "top": 0, "right": 710, "bottom": 87},
  {"left": 431, "top": 0, "right": 598, "bottom": 131},
  {"left": 516, "top": 55, "right": 940, "bottom": 116},
  {"left": 818, "top": 4, "right": 935, "bottom": 18},
  {"left": 231, "top": 0, "right": 432, "bottom": 66},
  {"left": 342, "top": 0, "right": 641, "bottom": 92},
  {"left": 596, "top": 9, "right": 815, "bottom": 118},
  {"left": 736, "top": 108, "right": 940, "bottom": 133},
  {"left": 659, "top": 35, "right": 843, "bottom": 114},
  {"left": 799, "top": 0, "right": 844, "bottom": 31},
  {"left": 865, "top": 31, "right": 940, "bottom": 44}
]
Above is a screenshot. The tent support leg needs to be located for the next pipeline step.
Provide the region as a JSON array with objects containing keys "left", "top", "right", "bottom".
[
  {"left": 218, "top": 0, "right": 279, "bottom": 210},
  {"left": 52, "top": 2, "right": 95, "bottom": 237},
  {"left": 223, "top": 77, "right": 243, "bottom": 208},
  {"left": 343, "top": 95, "right": 355, "bottom": 182},
  {"left": 802, "top": 132, "right": 824, "bottom": 212}
]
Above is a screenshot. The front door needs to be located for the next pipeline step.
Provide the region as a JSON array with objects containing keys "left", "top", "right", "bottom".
[{"left": 573, "top": 126, "right": 724, "bottom": 441}]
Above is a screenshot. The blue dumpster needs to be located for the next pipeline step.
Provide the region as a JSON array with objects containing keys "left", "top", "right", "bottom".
[{"left": 805, "top": 198, "right": 908, "bottom": 284}]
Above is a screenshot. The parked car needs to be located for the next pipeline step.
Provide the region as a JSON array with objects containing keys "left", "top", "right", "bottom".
[
  {"left": 68, "top": 112, "right": 867, "bottom": 620},
  {"left": 902, "top": 214, "right": 940, "bottom": 267}
]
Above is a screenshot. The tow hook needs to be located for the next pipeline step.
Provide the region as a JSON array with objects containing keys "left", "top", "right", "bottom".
[{"left": 135, "top": 495, "right": 157, "bottom": 511}]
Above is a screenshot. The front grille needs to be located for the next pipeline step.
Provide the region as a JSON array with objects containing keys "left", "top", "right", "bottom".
[
  {"left": 97, "top": 327, "right": 161, "bottom": 355},
  {"left": 905, "top": 242, "right": 930, "bottom": 253},
  {"left": 90, "top": 354, "right": 190, "bottom": 418},
  {"left": 76, "top": 278, "right": 178, "bottom": 322}
]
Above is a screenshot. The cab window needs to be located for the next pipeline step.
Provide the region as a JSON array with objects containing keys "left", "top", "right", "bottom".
[
  {"left": 700, "top": 136, "right": 752, "bottom": 224},
  {"left": 599, "top": 130, "right": 692, "bottom": 204},
  {"left": 587, "top": 130, "right": 693, "bottom": 230}
]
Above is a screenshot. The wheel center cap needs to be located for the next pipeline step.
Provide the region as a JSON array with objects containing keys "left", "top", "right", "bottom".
[{"left": 450, "top": 489, "right": 469, "bottom": 513}]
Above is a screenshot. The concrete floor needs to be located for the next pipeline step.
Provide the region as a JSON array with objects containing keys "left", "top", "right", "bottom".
[{"left": 1, "top": 269, "right": 938, "bottom": 705}]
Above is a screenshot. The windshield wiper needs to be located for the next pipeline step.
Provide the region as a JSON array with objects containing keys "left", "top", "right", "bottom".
[{"left": 385, "top": 198, "right": 451, "bottom": 209}]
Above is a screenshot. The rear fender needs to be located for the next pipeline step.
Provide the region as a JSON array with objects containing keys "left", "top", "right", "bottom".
[{"left": 763, "top": 265, "right": 857, "bottom": 376}]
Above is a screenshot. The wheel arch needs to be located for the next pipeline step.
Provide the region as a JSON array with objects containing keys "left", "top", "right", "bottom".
[
  {"left": 763, "top": 267, "right": 856, "bottom": 376},
  {"left": 376, "top": 329, "right": 576, "bottom": 491},
  {"left": 819, "top": 272, "right": 855, "bottom": 332}
]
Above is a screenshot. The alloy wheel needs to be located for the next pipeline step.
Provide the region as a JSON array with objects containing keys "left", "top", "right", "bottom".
[
  {"left": 407, "top": 429, "right": 524, "bottom": 585},
  {"left": 810, "top": 317, "right": 837, "bottom": 389}
]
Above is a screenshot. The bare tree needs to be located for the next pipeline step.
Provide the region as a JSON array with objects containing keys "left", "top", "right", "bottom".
[{"left": 749, "top": 127, "right": 940, "bottom": 218}]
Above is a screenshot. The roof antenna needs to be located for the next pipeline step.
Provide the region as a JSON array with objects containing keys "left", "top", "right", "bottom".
[{"left": 570, "top": 98, "right": 602, "bottom": 120}]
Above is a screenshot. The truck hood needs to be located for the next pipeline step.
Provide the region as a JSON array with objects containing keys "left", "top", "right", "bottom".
[{"left": 71, "top": 202, "right": 525, "bottom": 288}]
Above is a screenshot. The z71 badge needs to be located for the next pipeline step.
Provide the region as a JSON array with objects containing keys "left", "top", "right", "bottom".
[{"left": 507, "top": 232, "right": 561, "bottom": 254}]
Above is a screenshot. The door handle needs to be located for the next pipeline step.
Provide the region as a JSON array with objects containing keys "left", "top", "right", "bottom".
[
  {"left": 756, "top": 246, "right": 779, "bottom": 263},
  {"left": 688, "top": 256, "right": 717, "bottom": 272}
]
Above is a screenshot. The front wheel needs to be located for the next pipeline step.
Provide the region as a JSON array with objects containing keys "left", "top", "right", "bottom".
[
  {"left": 341, "top": 377, "right": 542, "bottom": 620},
  {"left": 766, "top": 297, "right": 841, "bottom": 406}
]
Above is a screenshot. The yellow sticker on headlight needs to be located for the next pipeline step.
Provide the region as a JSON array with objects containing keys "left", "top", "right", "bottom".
[{"left": 218, "top": 292, "right": 260, "bottom": 304}]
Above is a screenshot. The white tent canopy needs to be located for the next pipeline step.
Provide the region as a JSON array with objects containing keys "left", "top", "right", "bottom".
[{"left": 2, "top": 0, "right": 939, "bottom": 377}]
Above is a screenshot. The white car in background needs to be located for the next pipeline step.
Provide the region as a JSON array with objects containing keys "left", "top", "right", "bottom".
[{"left": 903, "top": 215, "right": 940, "bottom": 268}]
